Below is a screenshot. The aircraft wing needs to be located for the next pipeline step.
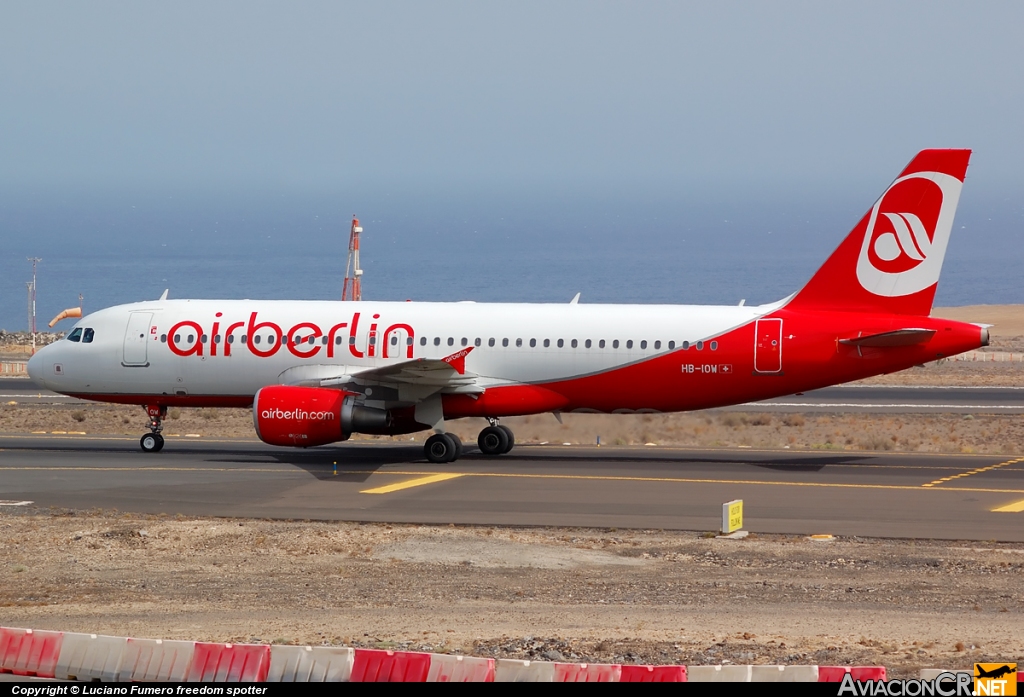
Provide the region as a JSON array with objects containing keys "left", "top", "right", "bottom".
[{"left": 278, "top": 347, "right": 481, "bottom": 393}]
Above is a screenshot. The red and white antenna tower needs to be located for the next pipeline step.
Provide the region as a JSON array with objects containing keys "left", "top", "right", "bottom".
[{"left": 341, "top": 216, "right": 363, "bottom": 301}]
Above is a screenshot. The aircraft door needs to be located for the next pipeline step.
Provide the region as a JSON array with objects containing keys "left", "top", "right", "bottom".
[
  {"left": 123, "top": 312, "right": 153, "bottom": 367},
  {"left": 754, "top": 318, "right": 782, "bottom": 374}
]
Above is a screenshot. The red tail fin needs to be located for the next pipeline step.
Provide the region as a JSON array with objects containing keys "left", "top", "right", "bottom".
[{"left": 788, "top": 149, "right": 971, "bottom": 316}]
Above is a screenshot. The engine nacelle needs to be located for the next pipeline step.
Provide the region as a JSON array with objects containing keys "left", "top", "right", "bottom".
[{"left": 252, "top": 385, "right": 388, "bottom": 447}]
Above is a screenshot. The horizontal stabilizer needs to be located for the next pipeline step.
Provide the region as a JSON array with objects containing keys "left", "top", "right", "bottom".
[{"left": 839, "top": 328, "right": 936, "bottom": 347}]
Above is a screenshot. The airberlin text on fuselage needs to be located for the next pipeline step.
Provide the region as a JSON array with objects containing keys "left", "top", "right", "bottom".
[{"left": 165, "top": 311, "right": 415, "bottom": 360}]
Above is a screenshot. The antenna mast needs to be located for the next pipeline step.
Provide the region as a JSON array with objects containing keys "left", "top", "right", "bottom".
[
  {"left": 342, "top": 216, "right": 363, "bottom": 301},
  {"left": 27, "top": 257, "right": 41, "bottom": 354}
]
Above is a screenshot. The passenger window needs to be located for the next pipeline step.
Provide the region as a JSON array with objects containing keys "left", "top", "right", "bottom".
[
  {"left": 503, "top": 338, "right": 509, "bottom": 347},
  {"left": 67, "top": 328, "right": 83, "bottom": 342},
  {"left": 174, "top": 334, "right": 181, "bottom": 343},
  {"left": 308, "top": 336, "right": 315, "bottom": 345},
  {"left": 599, "top": 339, "right": 606, "bottom": 348},
  {"left": 696, "top": 341, "right": 704, "bottom": 350},
  {"left": 82, "top": 328, "right": 95, "bottom": 343},
  {"left": 613, "top": 340, "right": 619, "bottom": 349},
  {"left": 160, "top": 334, "right": 167, "bottom": 343},
  {"left": 267, "top": 335, "right": 276, "bottom": 345},
  {"left": 543, "top": 339, "right": 550, "bottom": 348},
  {"left": 391, "top": 336, "right": 398, "bottom": 345},
  {"left": 228, "top": 335, "right": 235, "bottom": 344},
  {"left": 241, "top": 335, "right": 248, "bottom": 344},
  {"left": 434, "top": 337, "right": 441, "bottom": 346},
  {"left": 321, "top": 336, "right": 328, "bottom": 345},
  {"left": 213, "top": 335, "right": 221, "bottom": 344},
  {"left": 461, "top": 338, "right": 468, "bottom": 347},
  {"left": 682, "top": 341, "right": 689, "bottom": 349},
  {"left": 200, "top": 335, "right": 208, "bottom": 344},
  {"left": 654, "top": 340, "right": 661, "bottom": 349},
  {"left": 626, "top": 340, "right": 633, "bottom": 349},
  {"left": 710, "top": 341, "right": 718, "bottom": 351},
  {"left": 420, "top": 337, "right": 427, "bottom": 346},
  {"left": 557, "top": 339, "right": 563, "bottom": 348},
  {"left": 187, "top": 334, "right": 195, "bottom": 343},
  {"left": 585, "top": 339, "right": 592, "bottom": 348},
  {"left": 571, "top": 339, "right": 578, "bottom": 348},
  {"left": 406, "top": 337, "right": 413, "bottom": 346},
  {"left": 349, "top": 336, "right": 356, "bottom": 345},
  {"left": 253, "top": 335, "right": 261, "bottom": 345},
  {"left": 668, "top": 341, "right": 675, "bottom": 349},
  {"left": 474, "top": 338, "right": 481, "bottom": 347},
  {"left": 640, "top": 340, "right": 647, "bottom": 349},
  {"left": 488, "top": 338, "right": 495, "bottom": 347},
  {"left": 529, "top": 338, "right": 536, "bottom": 348},
  {"left": 448, "top": 337, "right": 454, "bottom": 346},
  {"left": 369, "top": 336, "right": 376, "bottom": 345},
  {"left": 516, "top": 338, "right": 522, "bottom": 347}
]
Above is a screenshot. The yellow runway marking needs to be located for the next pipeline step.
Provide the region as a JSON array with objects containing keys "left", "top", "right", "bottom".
[
  {"left": 922, "top": 457, "right": 1024, "bottom": 488},
  {"left": 992, "top": 499, "right": 1024, "bottom": 513},
  {"left": 361, "top": 473, "right": 465, "bottom": 494}
]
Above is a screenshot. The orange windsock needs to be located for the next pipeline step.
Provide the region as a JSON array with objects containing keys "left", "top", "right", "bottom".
[{"left": 48, "top": 307, "right": 82, "bottom": 328}]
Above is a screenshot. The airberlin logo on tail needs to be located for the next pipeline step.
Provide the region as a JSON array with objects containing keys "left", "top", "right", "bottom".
[{"left": 856, "top": 170, "right": 963, "bottom": 298}]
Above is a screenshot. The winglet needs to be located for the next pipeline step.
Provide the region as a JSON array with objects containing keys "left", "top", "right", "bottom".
[
  {"left": 441, "top": 346, "right": 475, "bottom": 374},
  {"left": 159, "top": 289, "right": 169, "bottom": 301},
  {"left": 570, "top": 293, "right": 580, "bottom": 305}
]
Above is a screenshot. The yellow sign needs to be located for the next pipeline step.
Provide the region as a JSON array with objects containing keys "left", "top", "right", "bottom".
[
  {"left": 721, "top": 499, "right": 743, "bottom": 534},
  {"left": 975, "top": 664, "right": 1017, "bottom": 696}
]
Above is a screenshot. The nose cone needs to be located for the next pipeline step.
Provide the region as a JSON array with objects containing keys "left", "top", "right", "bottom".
[{"left": 27, "top": 347, "right": 47, "bottom": 387}]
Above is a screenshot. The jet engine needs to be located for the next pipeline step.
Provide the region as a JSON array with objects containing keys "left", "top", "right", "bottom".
[{"left": 252, "top": 385, "right": 388, "bottom": 447}]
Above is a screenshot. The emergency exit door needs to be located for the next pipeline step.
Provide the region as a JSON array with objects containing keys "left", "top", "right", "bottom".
[
  {"left": 122, "top": 312, "right": 152, "bottom": 366},
  {"left": 754, "top": 318, "right": 782, "bottom": 374}
]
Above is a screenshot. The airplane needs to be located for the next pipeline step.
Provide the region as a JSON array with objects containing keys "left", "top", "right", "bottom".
[{"left": 28, "top": 149, "right": 988, "bottom": 463}]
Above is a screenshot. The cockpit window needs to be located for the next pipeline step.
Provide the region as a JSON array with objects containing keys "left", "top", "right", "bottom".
[
  {"left": 67, "top": 328, "right": 83, "bottom": 342},
  {"left": 82, "top": 328, "right": 95, "bottom": 343}
]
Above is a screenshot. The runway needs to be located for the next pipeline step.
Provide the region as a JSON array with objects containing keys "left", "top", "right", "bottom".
[
  {"left": 4, "top": 378, "right": 1024, "bottom": 412},
  {"left": 2, "top": 435, "right": 1023, "bottom": 542}
]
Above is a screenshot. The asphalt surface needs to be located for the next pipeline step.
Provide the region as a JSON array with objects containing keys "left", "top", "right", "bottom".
[
  {"left": 2, "top": 435, "right": 1023, "bottom": 541},
  {"left": 4, "top": 378, "right": 1024, "bottom": 412}
]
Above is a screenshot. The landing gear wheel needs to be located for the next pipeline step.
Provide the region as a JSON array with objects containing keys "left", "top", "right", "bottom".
[
  {"left": 478, "top": 426, "right": 510, "bottom": 455},
  {"left": 140, "top": 433, "right": 164, "bottom": 453},
  {"left": 424, "top": 433, "right": 459, "bottom": 463},
  {"left": 497, "top": 425, "right": 515, "bottom": 453},
  {"left": 446, "top": 433, "right": 464, "bottom": 460}
]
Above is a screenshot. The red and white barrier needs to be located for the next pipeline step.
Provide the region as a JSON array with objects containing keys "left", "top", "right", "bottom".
[
  {"left": 0, "top": 628, "right": 63, "bottom": 678},
  {"left": 54, "top": 632, "right": 129, "bottom": 681},
  {"left": 350, "top": 648, "right": 431, "bottom": 682},
  {"left": 187, "top": 642, "right": 271, "bottom": 682},
  {"left": 820, "top": 666, "right": 887, "bottom": 682},
  {"left": 267, "top": 645, "right": 354, "bottom": 682},
  {"left": 118, "top": 638, "right": 196, "bottom": 681},
  {"left": 0, "top": 625, "right": 893, "bottom": 683},
  {"left": 426, "top": 654, "right": 495, "bottom": 682}
]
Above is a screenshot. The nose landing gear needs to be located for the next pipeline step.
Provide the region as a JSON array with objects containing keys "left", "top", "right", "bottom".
[{"left": 140, "top": 404, "right": 166, "bottom": 453}]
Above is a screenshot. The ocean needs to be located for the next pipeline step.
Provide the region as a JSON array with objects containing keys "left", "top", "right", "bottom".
[{"left": 1, "top": 187, "right": 1021, "bottom": 333}]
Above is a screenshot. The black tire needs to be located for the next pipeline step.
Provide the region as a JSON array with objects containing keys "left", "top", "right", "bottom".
[
  {"left": 424, "top": 433, "right": 458, "bottom": 463},
  {"left": 140, "top": 433, "right": 161, "bottom": 453},
  {"left": 477, "top": 426, "right": 509, "bottom": 455},
  {"left": 497, "top": 425, "right": 515, "bottom": 453},
  {"left": 447, "top": 433, "right": 463, "bottom": 460}
]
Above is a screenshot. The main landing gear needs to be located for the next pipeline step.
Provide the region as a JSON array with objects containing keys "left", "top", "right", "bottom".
[
  {"left": 421, "top": 419, "right": 515, "bottom": 464},
  {"left": 140, "top": 404, "right": 166, "bottom": 453}
]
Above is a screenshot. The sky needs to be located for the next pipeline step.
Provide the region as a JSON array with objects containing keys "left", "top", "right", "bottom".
[{"left": 1, "top": 2, "right": 1023, "bottom": 328}]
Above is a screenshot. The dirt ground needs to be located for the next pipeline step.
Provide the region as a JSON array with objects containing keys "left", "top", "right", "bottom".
[
  {"left": 0, "top": 509, "right": 1019, "bottom": 678},
  {"left": 2, "top": 306, "right": 1022, "bottom": 675}
]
